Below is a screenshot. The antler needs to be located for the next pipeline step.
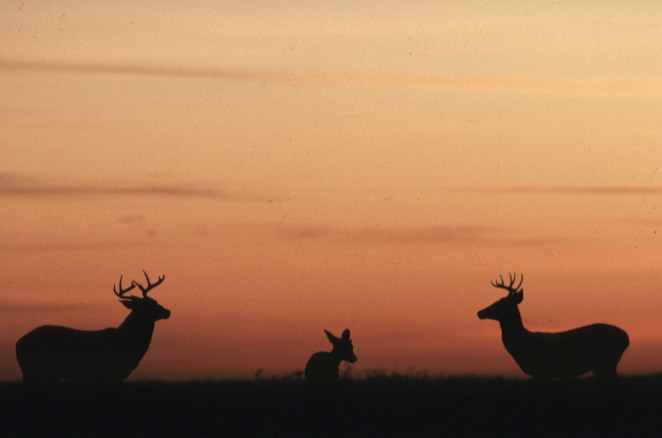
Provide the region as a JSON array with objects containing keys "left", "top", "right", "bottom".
[
  {"left": 113, "top": 275, "right": 137, "bottom": 299},
  {"left": 491, "top": 272, "right": 523, "bottom": 296},
  {"left": 133, "top": 270, "right": 165, "bottom": 298}
]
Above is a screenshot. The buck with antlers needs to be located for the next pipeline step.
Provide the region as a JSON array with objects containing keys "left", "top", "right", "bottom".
[
  {"left": 16, "top": 271, "right": 170, "bottom": 390},
  {"left": 305, "top": 329, "right": 357, "bottom": 386},
  {"left": 477, "top": 273, "right": 629, "bottom": 381}
]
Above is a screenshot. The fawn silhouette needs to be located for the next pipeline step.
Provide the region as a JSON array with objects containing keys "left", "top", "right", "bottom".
[
  {"left": 16, "top": 271, "right": 170, "bottom": 390},
  {"left": 305, "top": 329, "right": 357, "bottom": 386},
  {"left": 478, "top": 273, "right": 629, "bottom": 381}
]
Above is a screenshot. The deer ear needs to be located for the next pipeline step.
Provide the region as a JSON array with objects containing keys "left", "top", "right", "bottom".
[
  {"left": 120, "top": 299, "right": 134, "bottom": 309},
  {"left": 324, "top": 330, "right": 338, "bottom": 344},
  {"left": 514, "top": 290, "right": 524, "bottom": 304},
  {"left": 341, "top": 329, "right": 351, "bottom": 340}
]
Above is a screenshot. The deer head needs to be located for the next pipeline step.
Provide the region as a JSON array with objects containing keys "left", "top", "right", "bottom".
[
  {"left": 477, "top": 273, "right": 524, "bottom": 321},
  {"left": 326, "top": 329, "right": 357, "bottom": 363},
  {"left": 114, "top": 270, "right": 171, "bottom": 321}
]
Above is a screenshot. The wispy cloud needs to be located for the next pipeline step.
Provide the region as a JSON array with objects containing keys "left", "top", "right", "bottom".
[
  {"left": 451, "top": 186, "right": 662, "bottom": 196},
  {"left": 0, "top": 58, "right": 290, "bottom": 82},
  {"left": 0, "top": 242, "right": 140, "bottom": 253},
  {"left": 0, "top": 57, "right": 640, "bottom": 98},
  {"left": 0, "top": 300, "right": 101, "bottom": 313},
  {"left": 602, "top": 218, "right": 662, "bottom": 230},
  {"left": 278, "top": 225, "right": 494, "bottom": 245},
  {"left": 352, "top": 226, "right": 491, "bottom": 245},
  {"left": 275, "top": 223, "right": 568, "bottom": 248},
  {"left": 0, "top": 184, "right": 226, "bottom": 198},
  {"left": 305, "top": 185, "right": 662, "bottom": 200},
  {"left": 0, "top": 173, "right": 268, "bottom": 201}
]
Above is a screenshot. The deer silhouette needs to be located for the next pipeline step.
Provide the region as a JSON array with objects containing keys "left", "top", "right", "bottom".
[
  {"left": 16, "top": 271, "right": 170, "bottom": 390},
  {"left": 305, "top": 329, "right": 357, "bottom": 386},
  {"left": 477, "top": 273, "right": 629, "bottom": 381}
]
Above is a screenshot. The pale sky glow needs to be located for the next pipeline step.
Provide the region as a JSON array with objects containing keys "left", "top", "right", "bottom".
[{"left": 1, "top": 1, "right": 662, "bottom": 380}]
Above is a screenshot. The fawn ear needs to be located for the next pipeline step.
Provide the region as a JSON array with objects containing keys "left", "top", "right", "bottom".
[
  {"left": 325, "top": 330, "right": 339, "bottom": 344},
  {"left": 341, "top": 329, "right": 351, "bottom": 341}
]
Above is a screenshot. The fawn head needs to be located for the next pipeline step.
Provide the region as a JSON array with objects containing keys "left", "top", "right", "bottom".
[
  {"left": 114, "top": 270, "right": 171, "bottom": 321},
  {"left": 477, "top": 273, "right": 524, "bottom": 321},
  {"left": 326, "top": 329, "right": 357, "bottom": 363}
]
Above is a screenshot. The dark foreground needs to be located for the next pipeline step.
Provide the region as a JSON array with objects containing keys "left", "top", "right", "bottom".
[{"left": 2, "top": 375, "right": 662, "bottom": 437}]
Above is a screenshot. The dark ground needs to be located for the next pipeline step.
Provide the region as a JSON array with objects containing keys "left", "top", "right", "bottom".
[{"left": 2, "top": 375, "right": 662, "bottom": 437}]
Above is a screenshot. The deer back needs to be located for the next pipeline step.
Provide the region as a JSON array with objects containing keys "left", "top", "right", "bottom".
[
  {"left": 16, "top": 325, "right": 144, "bottom": 384},
  {"left": 512, "top": 323, "right": 629, "bottom": 379}
]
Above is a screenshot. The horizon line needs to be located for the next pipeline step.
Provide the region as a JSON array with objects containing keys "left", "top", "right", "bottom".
[{"left": 0, "top": 371, "right": 660, "bottom": 383}]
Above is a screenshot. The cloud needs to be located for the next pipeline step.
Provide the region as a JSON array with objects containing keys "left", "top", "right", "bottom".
[
  {"left": 0, "top": 58, "right": 286, "bottom": 83},
  {"left": 116, "top": 215, "right": 145, "bottom": 224},
  {"left": 0, "top": 242, "right": 140, "bottom": 253},
  {"left": 450, "top": 186, "right": 662, "bottom": 196},
  {"left": 0, "top": 301, "right": 102, "bottom": 313},
  {"left": 602, "top": 218, "right": 662, "bottom": 230},
  {"left": 0, "top": 57, "right": 638, "bottom": 98},
  {"left": 0, "top": 173, "right": 268, "bottom": 201},
  {"left": 278, "top": 225, "right": 494, "bottom": 245},
  {"left": 276, "top": 223, "right": 567, "bottom": 248},
  {"left": 0, "top": 184, "right": 238, "bottom": 199},
  {"left": 351, "top": 226, "right": 491, "bottom": 245}
]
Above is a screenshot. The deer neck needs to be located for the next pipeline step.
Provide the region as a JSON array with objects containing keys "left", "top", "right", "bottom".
[
  {"left": 329, "top": 349, "right": 344, "bottom": 367},
  {"left": 499, "top": 305, "right": 528, "bottom": 348},
  {"left": 118, "top": 311, "right": 155, "bottom": 350}
]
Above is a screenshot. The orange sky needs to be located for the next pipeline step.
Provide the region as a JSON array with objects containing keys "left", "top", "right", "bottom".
[{"left": 1, "top": 1, "right": 662, "bottom": 380}]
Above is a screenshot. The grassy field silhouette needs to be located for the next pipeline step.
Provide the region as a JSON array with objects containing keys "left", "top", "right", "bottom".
[{"left": 3, "top": 374, "right": 662, "bottom": 437}]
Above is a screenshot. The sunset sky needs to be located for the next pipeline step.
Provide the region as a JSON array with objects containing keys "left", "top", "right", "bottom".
[{"left": 2, "top": 1, "right": 662, "bottom": 380}]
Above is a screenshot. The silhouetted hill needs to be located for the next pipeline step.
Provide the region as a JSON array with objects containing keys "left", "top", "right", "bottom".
[{"left": 2, "top": 375, "right": 662, "bottom": 437}]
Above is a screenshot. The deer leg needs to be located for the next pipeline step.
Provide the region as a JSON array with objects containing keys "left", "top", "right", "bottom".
[{"left": 592, "top": 354, "right": 621, "bottom": 382}]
